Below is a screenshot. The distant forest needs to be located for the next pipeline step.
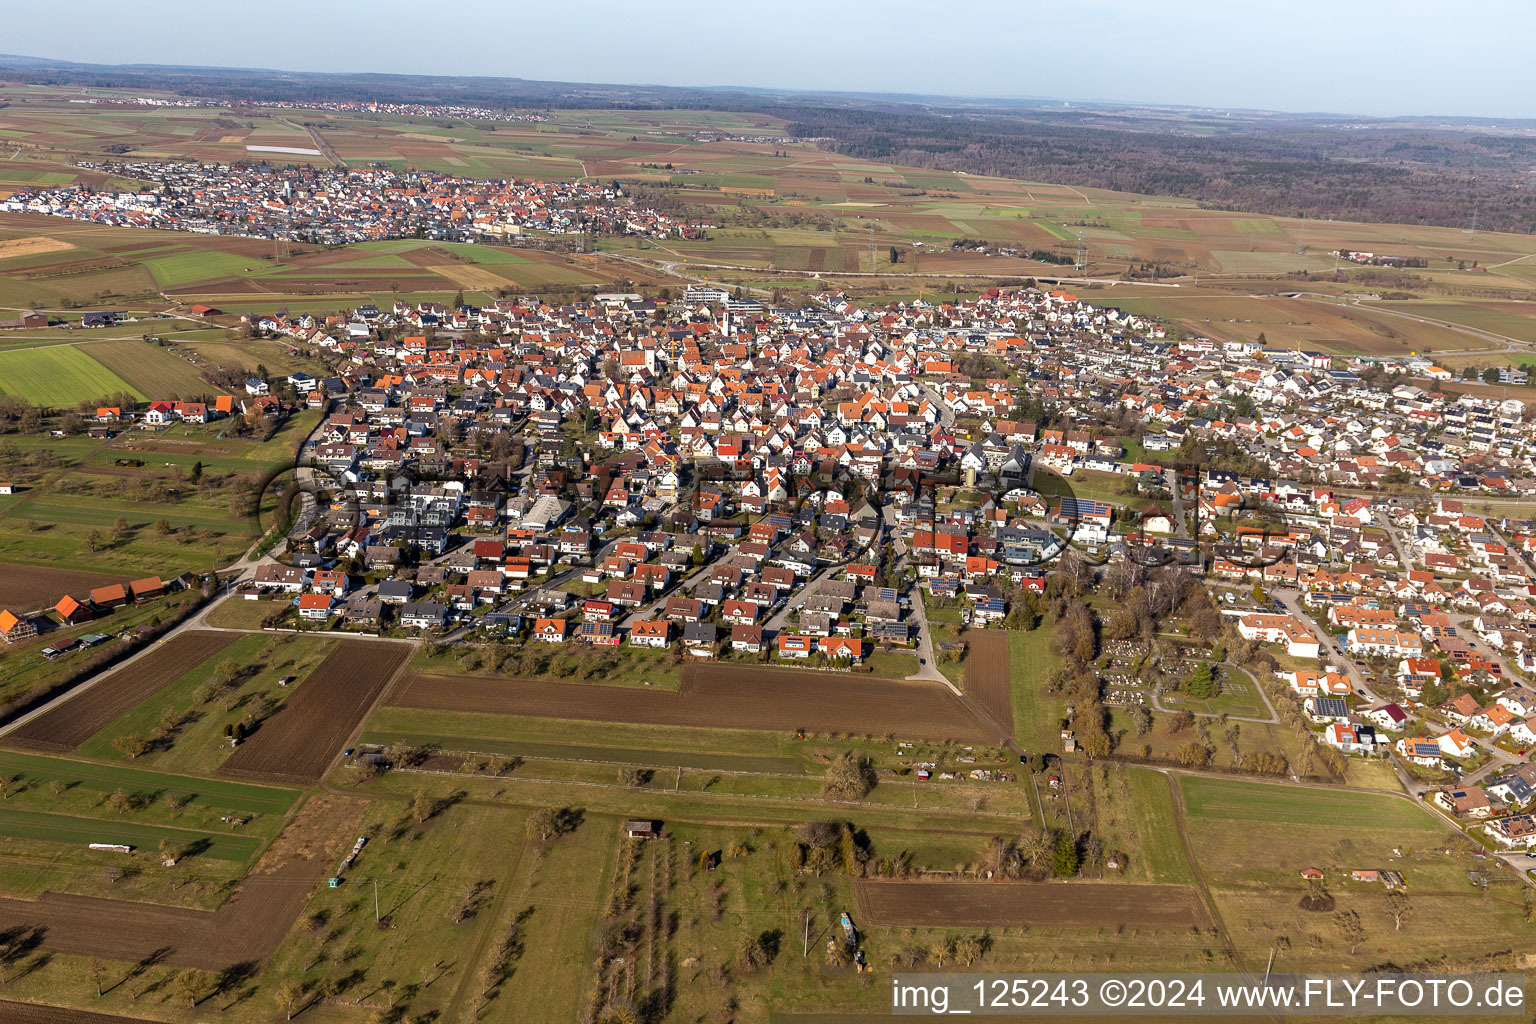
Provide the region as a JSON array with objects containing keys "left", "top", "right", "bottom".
[{"left": 4, "top": 55, "right": 1534, "bottom": 233}]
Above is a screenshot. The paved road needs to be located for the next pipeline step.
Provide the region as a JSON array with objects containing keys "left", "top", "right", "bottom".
[
  {"left": 913, "top": 383, "right": 955, "bottom": 430},
  {"left": 1273, "top": 588, "right": 1387, "bottom": 705}
]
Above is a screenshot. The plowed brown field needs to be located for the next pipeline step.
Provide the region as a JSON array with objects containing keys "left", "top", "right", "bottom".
[
  {"left": 6, "top": 631, "right": 238, "bottom": 752},
  {"left": 0, "top": 1001, "right": 157, "bottom": 1024},
  {"left": 219, "top": 640, "right": 410, "bottom": 784},
  {"left": 0, "top": 793, "right": 362, "bottom": 969},
  {"left": 962, "top": 631, "right": 1013, "bottom": 737},
  {"left": 853, "top": 879, "right": 1210, "bottom": 929},
  {"left": 391, "top": 663, "right": 992, "bottom": 743},
  {"left": 0, "top": 564, "right": 129, "bottom": 614}
]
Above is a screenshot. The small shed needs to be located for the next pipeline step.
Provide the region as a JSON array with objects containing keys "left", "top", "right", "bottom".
[{"left": 624, "top": 819, "right": 659, "bottom": 840}]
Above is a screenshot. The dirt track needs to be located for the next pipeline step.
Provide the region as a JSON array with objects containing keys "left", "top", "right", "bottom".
[
  {"left": 0, "top": 793, "right": 362, "bottom": 969},
  {"left": 391, "top": 663, "right": 993, "bottom": 743},
  {"left": 6, "top": 631, "right": 238, "bottom": 752},
  {"left": 220, "top": 640, "right": 410, "bottom": 784},
  {"left": 0, "top": 564, "right": 130, "bottom": 615},
  {"left": 962, "top": 631, "right": 1013, "bottom": 737},
  {"left": 854, "top": 878, "right": 1210, "bottom": 929}
]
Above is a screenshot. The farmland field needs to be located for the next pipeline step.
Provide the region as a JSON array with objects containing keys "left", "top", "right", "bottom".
[
  {"left": 75, "top": 632, "right": 338, "bottom": 776},
  {"left": 1090, "top": 768, "right": 1193, "bottom": 885},
  {"left": 962, "top": 629, "right": 1012, "bottom": 736},
  {"left": 391, "top": 664, "right": 997, "bottom": 743},
  {"left": 0, "top": 792, "right": 361, "bottom": 969},
  {"left": 0, "top": 346, "right": 144, "bottom": 408},
  {"left": 0, "top": 1002, "right": 157, "bottom": 1024},
  {"left": 141, "top": 249, "right": 257, "bottom": 287},
  {"left": 1008, "top": 626, "right": 1063, "bottom": 754},
  {"left": 0, "top": 807, "right": 258, "bottom": 862},
  {"left": 0, "top": 236, "right": 73, "bottom": 260},
  {"left": 1179, "top": 776, "right": 1440, "bottom": 830},
  {"left": 1181, "top": 777, "right": 1529, "bottom": 971},
  {"left": 0, "top": 750, "right": 298, "bottom": 819},
  {"left": 0, "top": 1002, "right": 159, "bottom": 1024},
  {"left": 83, "top": 340, "right": 228, "bottom": 399},
  {"left": 5, "top": 630, "right": 238, "bottom": 752},
  {"left": 0, "top": 563, "right": 127, "bottom": 613},
  {"left": 853, "top": 879, "right": 1209, "bottom": 929},
  {"left": 219, "top": 639, "right": 412, "bottom": 784}
]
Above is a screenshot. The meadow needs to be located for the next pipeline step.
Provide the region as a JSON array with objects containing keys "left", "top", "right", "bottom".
[
  {"left": 0, "top": 344, "right": 145, "bottom": 407},
  {"left": 1179, "top": 776, "right": 1441, "bottom": 830}
]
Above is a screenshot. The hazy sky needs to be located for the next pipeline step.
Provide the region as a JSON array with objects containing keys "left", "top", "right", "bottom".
[{"left": 7, "top": 0, "right": 1534, "bottom": 120}]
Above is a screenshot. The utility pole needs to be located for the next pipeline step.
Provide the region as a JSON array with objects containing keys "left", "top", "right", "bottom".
[
  {"left": 374, "top": 878, "right": 380, "bottom": 922},
  {"left": 866, "top": 224, "right": 875, "bottom": 273},
  {"left": 803, "top": 910, "right": 811, "bottom": 956}
]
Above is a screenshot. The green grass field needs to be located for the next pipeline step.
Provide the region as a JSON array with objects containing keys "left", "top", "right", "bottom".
[
  {"left": 0, "top": 806, "right": 259, "bottom": 862},
  {"left": 1180, "top": 776, "right": 1440, "bottom": 830},
  {"left": 86, "top": 339, "right": 229, "bottom": 398},
  {"left": 1090, "top": 767, "right": 1193, "bottom": 885},
  {"left": 142, "top": 249, "right": 261, "bottom": 287},
  {"left": 0, "top": 750, "right": 299, "bottom": 818},
  {"left": 0, "top": 345, "right": 146, "bottom": 407},
  {"left": 262, "top": 799, "right": 535, "bottom": 1024},
  {"left": 1008, "top": 626, "right": 1063, "bottom": 754}
]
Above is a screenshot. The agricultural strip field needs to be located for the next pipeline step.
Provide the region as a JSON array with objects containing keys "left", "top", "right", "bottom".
[
  {"left": 0, "top": 237, "right": 74, "bottom": 260},
  {"left": 83, "top": 340, "right": 228, "bottom": 399},
  {"left": 962, "top": 630, "right": 1013, "bottom": 736},
  {"left": 0, "top": 807, "right": 258, "bottom": 862},
  {"left": 391, "top": 665, "right": 996, "bottom": 743},
  {"left": 1179, "top": 776, "right": 1441, "bottom": 830},
  {"left": 0, "top": 793, "right": 362, "bottom": 970},
  {"left": 4, "top": 631, "right": 238, "bottom": 752},
  {"left": 0, "top": 1000, "right": 158, "bottom": 1024},
  {"left": 852, "top": 879, "right": 1210, "bottom": 929},
  {"left": 0, "top": 563, "right": 127, "bottom": 613},
  {"left": 0, "top": 750, "right": 298, "bottom": 818},
  {"left": 360, "top": 727, "right": 803, "bottom": 774},
  {"left": 219, "top": 639, "right": 412, "bottom": 784},
  {"left": 1008, "top": 626, "right": 1064, "bottom": 754},
  {"left": 0, "top": 346, "right": 144, "bottom": 408}
]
